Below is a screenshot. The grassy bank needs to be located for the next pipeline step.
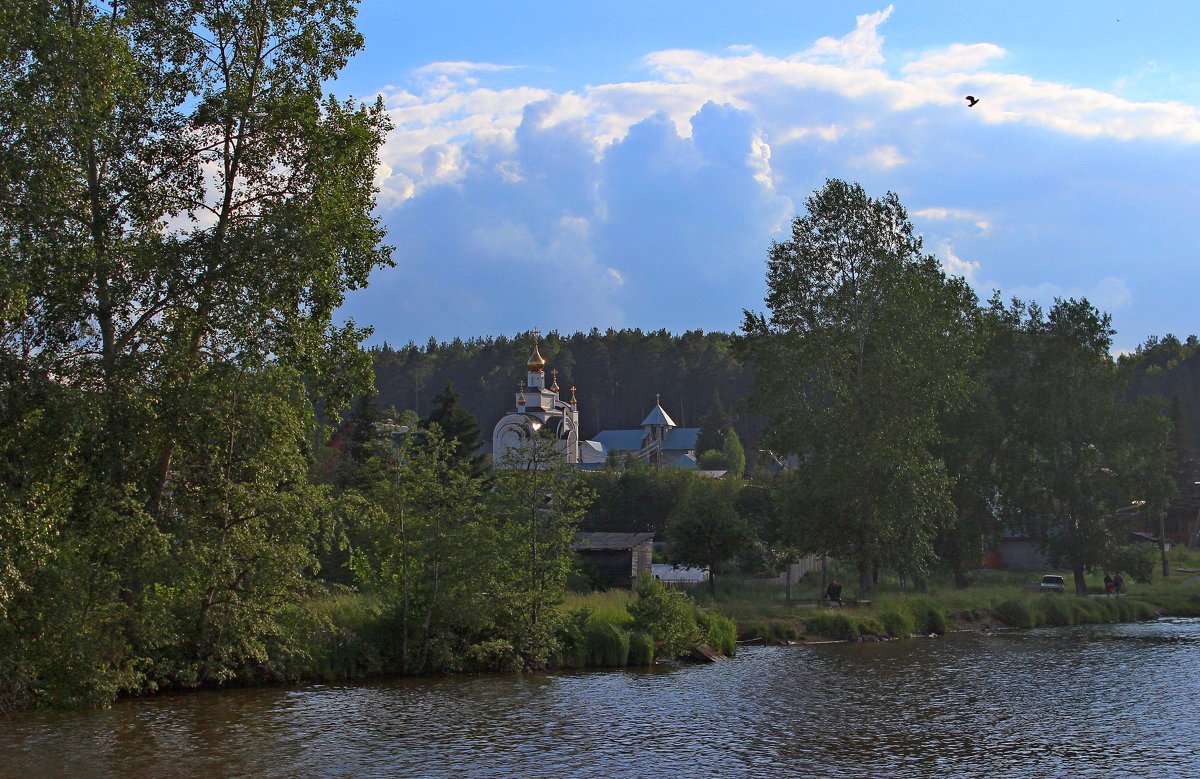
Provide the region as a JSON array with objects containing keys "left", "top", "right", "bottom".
[
  {"left": 689, "top": 550, "right": 1200, "bottom": 644},
  {"left": 292, "top": 577, "right": 739, "bottom": 682}
]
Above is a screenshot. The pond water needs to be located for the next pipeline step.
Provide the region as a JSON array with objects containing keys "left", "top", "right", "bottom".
[{"left": 4, "top": 618, "right": 1199, "bottom": 778}]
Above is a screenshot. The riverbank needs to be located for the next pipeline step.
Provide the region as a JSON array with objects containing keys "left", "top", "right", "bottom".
[{"left": 714, "top": 578, "right": 1200, "bottom": 644}]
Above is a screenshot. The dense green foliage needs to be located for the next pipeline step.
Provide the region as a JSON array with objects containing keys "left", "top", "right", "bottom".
[
  {"left": 741, "top": 180, "right": 981, "bottom": 594},
  {"left": 0, "top": 0, "right": 390, "bottom": 710},
  {"left": 735, "top": 179, "right": 1180, "bottom": 597},
  {"left": 667, "top": 478, "right": 752, "bottom": 594},
  {"left": 987, "top": 298, "right": 1175, "bottom": 593}
]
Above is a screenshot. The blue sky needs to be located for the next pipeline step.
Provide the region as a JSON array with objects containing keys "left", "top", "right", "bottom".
[{"left": 335, "top": 1, "right": 1200, "bottom": 353}]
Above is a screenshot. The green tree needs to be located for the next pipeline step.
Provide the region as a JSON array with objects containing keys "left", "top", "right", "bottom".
[
  {"left": 667, "top": 478, "right": 752, "bottom": 596},
  {"left": 145, "top": 365, "right": 329, "bottom": 688},
  {"left": 487, "top": 432, "right": 594, "bottom": 667},
  {"left": 353, "top": 427, "right": 488, "bottom": 674},
  {"left": 423, "top": 381, "right": 486, "bottom": 475},
  {"left": 740, "top": 180, "right": 979, "bottom": 594},
  {"left": 0, "top": 0, "right": 389, "bottom": 706},
  {"left": 995, "top": 298, "right": 1174, "bottom": 593},
  {"left": 721, "top": 428, "right": 746, "bottom": 478},
  {"left": 628, "top": 572, "right": 700, "bottom": 658},
  {"left": 696, "top": 395, "right": 733, "bottom": 454}
]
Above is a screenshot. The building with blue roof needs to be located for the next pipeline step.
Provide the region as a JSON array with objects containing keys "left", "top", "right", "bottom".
[
  {"left": 491, "top": 333, "right": 700, "bottom": 470},
  {"left": 589, "top": 394, "right": 700, "bottom": 469}
]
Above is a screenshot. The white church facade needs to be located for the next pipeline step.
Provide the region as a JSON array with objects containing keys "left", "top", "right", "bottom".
[{"left": 492, "top": 334, "right": 700, "bottom": 470}]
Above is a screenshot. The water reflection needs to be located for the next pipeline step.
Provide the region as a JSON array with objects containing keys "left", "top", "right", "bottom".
[{"left": 4, "top": 619, "right": 1199, "bottom": 778}]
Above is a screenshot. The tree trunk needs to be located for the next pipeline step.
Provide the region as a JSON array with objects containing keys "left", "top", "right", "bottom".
[
  {"left": 857, "top": 561, "right": 873, "bottom": 596},
  {"left": 1072, "top": 567, "right": 1088, "bottom": 596}
]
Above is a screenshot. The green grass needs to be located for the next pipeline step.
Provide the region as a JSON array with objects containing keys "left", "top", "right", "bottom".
[
  {"left": 706, "top": 568, "right": 1195, "bottom": 644},
  {"left": 557, "top": 587, "right": 734, "bottom": 667},
  {"left": 560, "top": 590, "right": 636, "bottom": 629}
]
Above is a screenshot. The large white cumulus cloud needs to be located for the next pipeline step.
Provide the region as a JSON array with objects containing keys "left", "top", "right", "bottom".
[{"left": 349, "top": 7, "right": 1200, "bottom": 351}]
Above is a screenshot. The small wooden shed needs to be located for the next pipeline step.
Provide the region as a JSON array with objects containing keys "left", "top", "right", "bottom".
[{"left": 572, "top": 532, "right": 654, "bottom": 589}]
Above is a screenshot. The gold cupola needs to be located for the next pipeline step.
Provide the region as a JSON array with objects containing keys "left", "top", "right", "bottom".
[{"left": 527, "top": 342, "right": 546, "bottom": 374}]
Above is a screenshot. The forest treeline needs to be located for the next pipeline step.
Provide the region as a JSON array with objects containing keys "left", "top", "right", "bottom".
[
  {"left": 369, "top": 328, "right": 763, "bottom": 444},
  {"left": 368, "top": 328, "right": 1200, "bottom": 458}
]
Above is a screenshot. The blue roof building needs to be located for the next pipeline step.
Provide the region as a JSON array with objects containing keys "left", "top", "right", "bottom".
[{"left": 590, "top": 394, "right": 700, "bottom": 469}]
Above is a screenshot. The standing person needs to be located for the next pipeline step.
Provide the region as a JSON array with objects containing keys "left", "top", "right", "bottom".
[
  {"left": 1113, "top": 573, "right": 1124, "bottom": 595},
  {"left": 826, "top": 580, "right": 843, "bottom": 607},
  {"left": 1104, "top": 574, "right": 1114, "bottom": 596}
]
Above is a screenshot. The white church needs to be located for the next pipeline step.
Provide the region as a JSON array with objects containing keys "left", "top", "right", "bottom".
[{"left": 492, "top": 333, "right": 700, "bottom": 470}]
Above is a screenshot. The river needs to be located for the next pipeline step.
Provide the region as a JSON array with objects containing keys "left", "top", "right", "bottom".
[{"left": 3, "top": 618, "right": 1199, "bottom": 778}]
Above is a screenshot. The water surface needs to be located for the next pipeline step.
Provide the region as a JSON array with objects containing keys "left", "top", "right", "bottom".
[{"left": 4, "top": 618, "right": 1198, "bottom": 778}]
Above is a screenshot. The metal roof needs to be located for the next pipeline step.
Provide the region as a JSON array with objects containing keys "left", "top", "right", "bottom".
[
  {"left": 592, "top": 427, "right": 700, "bottom": 455},
  {"left": 572, "top": 532, "right": 655, "bottom": 551},
  {"left": 662, "top": 427, "right": 699, "bottom": 451},
  {"left": 592, "top": 429, "right": 645, "bottom": 452},
  {"left": 641, "top": 403, "right": 676, "bottom": 428}
]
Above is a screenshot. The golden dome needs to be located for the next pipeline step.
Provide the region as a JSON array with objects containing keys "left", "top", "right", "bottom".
[{"left": 527, "top": 342, "right": 546, "bottom": 373}]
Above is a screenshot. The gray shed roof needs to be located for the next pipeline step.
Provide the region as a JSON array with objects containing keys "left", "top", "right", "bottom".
[{"left": 572, "top": 532, "right": 655, "bottom": 551}]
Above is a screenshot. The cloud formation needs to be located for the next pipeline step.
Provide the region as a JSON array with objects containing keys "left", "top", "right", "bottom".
[{"left": 347, "top": 6, "right": 1200, "bottom": 352}]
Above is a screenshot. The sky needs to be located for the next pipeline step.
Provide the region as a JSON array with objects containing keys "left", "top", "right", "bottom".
[{"left": 333, "top": 1, "right": 1200, "bottom": 354}]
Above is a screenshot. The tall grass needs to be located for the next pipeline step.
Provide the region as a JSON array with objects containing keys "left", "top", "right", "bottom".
[{"left": 556, "top": 587, "right": 733, "bottom": 668}]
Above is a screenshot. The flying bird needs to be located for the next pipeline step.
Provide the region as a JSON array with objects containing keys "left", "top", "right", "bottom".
[{"left": 965, "top": 95, "right": 980, "bottom": 107}]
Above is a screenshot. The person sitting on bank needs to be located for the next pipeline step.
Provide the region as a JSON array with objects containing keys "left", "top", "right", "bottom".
[{"left": 826, "top": 580, "right": 843, "bottom": 607}]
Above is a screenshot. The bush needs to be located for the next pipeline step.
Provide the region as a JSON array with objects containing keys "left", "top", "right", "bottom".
[
  {"left": 995, "top": 597, "right": 1038, "bottom": 629},
  {"left": 920, "top": 606, "right": 948, "bottom": 636},
  {"left": 556, "top": 607, "right": 593, "bottom": 669},
  {"left": 877, "top": 608, "right": 916, "bottom": 638},
  {"left": 803, "top": 612, "right": 860, "bottom": 641},
  {"left": 629, "top": 573, "right": 701, "bottom": 658},
  {"left": 464, "top": 639, "right": 520, "bottom": 672},
  {"left": 857, "top": 616, "right": 887, "bottom": 638},
  {"left": 695, "top": 609, "right": 737, "bottom": 656},
  {"left": 585, "top": 622, "right": 630, "bottom": 668},
  {"left": 295, "top": 593, "right": 386, "bottom": 681},
  {"left": 628, "top": 632, "right": 655, "bottom": 666}
]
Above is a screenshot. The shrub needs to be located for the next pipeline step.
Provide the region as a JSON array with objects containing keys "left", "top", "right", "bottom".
[
  {"left": 585, "top": 622, "right": 630, "bottom": 668},
  {"left": 628, "top": 632, "right": 655, "bottom": 666},
  {"left": 877, "top": 608, "right": 916, "bottom": 638},
  {"left": 921, "top": 606, "right": 948, "bottom": 636},
  {"left": 804, "top": 612, "right": 860, "bottom": 641},
  {"left": 464, "top": 639, "right": 520, "bottom": 672},
  {"left": 556, "top": 607, "right": 592, "bottom": 669},
  {"left": 629, "top": 573, "right": 701, "bottom": 658},
  {"left": 858, "top": 616, "right": 887, "bottom": 638},
  {"left": 995, "top": 597, "right": 1037, "bottom": 629},
  {"left": 695, "top": 609, "right": 737, "bottom": 656}
]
